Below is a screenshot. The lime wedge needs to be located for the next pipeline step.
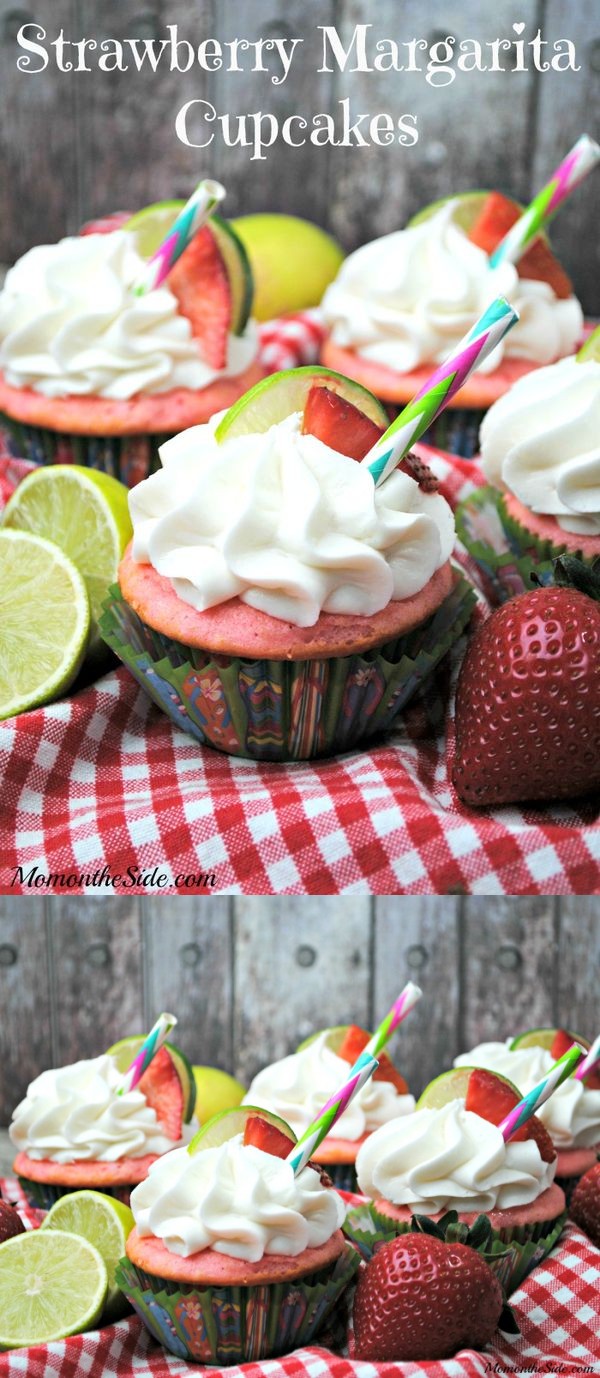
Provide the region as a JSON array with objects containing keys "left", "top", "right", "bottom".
[
  {"left": 417, "top": 1066, "right": 521, "bottom": 1109},
  {"left": 215, "top": 365, "right": 389, "bottom": 444},
  {"left": 577, "top": 325, "right": 600, "bottom": 363},
  {"left": 408, "top": 191, "right": 490, "bottom": 232},
  {"left": 188, "top": 1106, "right": 296, "bottom": 1155},
  {"left": 106, "top": 1036, "right": 196, "bottom": 1123},
  {"left": 0, "top": 530, "right": 90, "bottom": 720},
  {"left": 192, "top": 1066, "right": 246, "bottom": 1122},
  {"left": 296, "top": 1026, "right": 350, "bottom": 1054},
  {"left": 125, "top": 200, "right": 184, "bottom": 257},
  {"left": 43, "top": 1191, "right": 133, "bottom": 1322},
  {"left": 2, "top": 465, "right": 132, "bottom": 642},
  {"left": 0, "top": 1229, "right": 108, "bottom": 1349},
  {"left": 510, "top": 1028, "right": 588, "bottom": 1052}
]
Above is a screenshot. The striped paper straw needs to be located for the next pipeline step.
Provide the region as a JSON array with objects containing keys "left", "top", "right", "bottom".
[
  {"left": 574, "top": 1034, "right": 600, "bottom": 1083},
  {"left": 490, "top": 134, "right": 600, "bottom": 268},
  {"left": 363, "top": 297, "right": 519, "bottom": 487},
  {"left": 499, "top": 1044, "right": 584, "bottom": 1142},
  {"left": 364, "top": 982, "right": 422, "bottom": 1059},
  {"left": 119, "top": 1013, "right": 177, "bottom": 1094},
  {"left": 286, "top": 1050, "right": 378, "bottom": 1176},
  {"left": 134, "top": 179, "right": 225, "bottom": 294}
]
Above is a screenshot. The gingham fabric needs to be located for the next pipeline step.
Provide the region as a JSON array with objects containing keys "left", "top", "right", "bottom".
[
  {"left": 1, "top": 1177, "right": 599, "bottom": 1376},
  {"left": 0, "top": 315, "right": 599, "bottom": 897}
]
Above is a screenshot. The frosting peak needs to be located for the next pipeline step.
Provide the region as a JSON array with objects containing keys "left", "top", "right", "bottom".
[
  {"left": 129, "top": 412, "right": 455, "bottom": 628},
  {"left": 479, "top": 356, "right": 600, "bottom": 534},
  {"left": 244, "top": 1031, "right": 415, "bottom": 1140},
  {"left": 130, "top": 1137, "right": 345, "bottom": 1260},
  {"left": 322, "top": 200, "right": 583, "bottom": 374},
  {"left": 0, "top": 230, "right": 256, "bottom": 400},
  {"left": 454, "top": 1041, "right": 600, "bottom": 1148},
  {"left": 356, "top": 1101, "right": 556, "bottom": 1213},
  {"left": 9, "top": 1054, "right": 178, "bottom": 1162}
]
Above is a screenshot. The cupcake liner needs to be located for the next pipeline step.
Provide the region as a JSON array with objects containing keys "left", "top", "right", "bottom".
[
  {"left": 0, "top": 414, "right": 171, "bottom": 487},
  {"left": 17, "top": 1174, "right": 134, "bottom": 1210},
  {"left": 115, "top": 1244, "right": 360, "bottom": 1365},
  {"left": 557, "top": 1173, "right": 586, "bottom": 1207},
  {"left": 342, "top": 1200, "right": 566, "bottom": 1295},
  {"left": 423, "top": 408, "right": 487, "bottom": 460},
  {"left": 99, "top": 572, "right": 475, "bottom": 761},
  {"left": 319, "top": 1162, "right": 359, "bottom": 1192},
  {"left": 456, "top": 486, "right": 600, "bottom": 606}
]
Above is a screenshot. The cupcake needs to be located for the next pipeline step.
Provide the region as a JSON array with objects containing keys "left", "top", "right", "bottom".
[
  {"left": 115, "top": 1106, "right": 359, "bottom": 1364},
  {"left": 244, "top": 1025, "right": 415, "bottom": 1191},
  {"left": 345, "top": 1066, "right": 566, "bottom": 1295},
  {"left": 454, "top": 1030, "right": 600, "bottom": 1201},
  {"left": 321, "top": 193, "right": 584, "bottom": 457},
  {"left": 456, "top": 348, "right": 600, "bottom": 603},
  {"left": 100, "top": 366, "right": 475, "bottom": 761},
  {"left": 10, "top": 1038, "right": 197, "bottom": 1209},
  {"left": 0, "top": 212, "right": 263, "bottom": 486}
]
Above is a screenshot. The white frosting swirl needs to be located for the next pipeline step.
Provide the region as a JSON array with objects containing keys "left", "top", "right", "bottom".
[
  {"left": 356, "top": 1102, "right": 555, "bottom": 1214},
  {"left": 479, "top": 357, "right": 600, "bottom": 535},
  {"left": 130, "top": 1137, "right": 345, "bottom": 1261},
  {"left": 0, "top": 231, "right": 257, "bottom": 399},
  {"left": 454, "top": 1041, "right": 600, "bottom": 1149},
  {"left": 244, "top": 1031, "right": 414, "bottom": 1140},
  {"left": 9, "top": 1054, "right": 179, "bottom": 1162},
  {"left": 322, "top": 201, "right": 582, "bottom": 375},
  {"left": 130, "top": 412, "right": 455, "bottom": 628}
]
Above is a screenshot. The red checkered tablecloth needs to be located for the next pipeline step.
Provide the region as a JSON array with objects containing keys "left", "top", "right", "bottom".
[
  {"left": 1, "top": 1176, "right": 599, "bottom": 1376},
  {"left": 0, "top": 315, "right": 599, "bottom": 897}
]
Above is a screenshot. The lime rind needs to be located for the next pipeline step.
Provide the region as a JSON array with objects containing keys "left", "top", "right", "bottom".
[
  {"left": 106, "top": 1037, "right": 196, "bottom": 1123},
  {"left": 0, "top": 529, "right": 90, "bottom": 720},
  {"left": 42, "top": 1190, "right": 133, "bottom": 1322},
  {"left": 417, "top": 1065, "right": 523, "bottom": 1109},
  {"left": 510, "top": 1028, "right": 588, "bottom": 1053},
  {"left": 0, "top": 1229, "right": 108, "bottom": 1349},
  {"left": 188, "top": 1105, "right": 297, "bottom": 1155},
  {"left": 209, "top": 215, "right": 254, "bottom": 335},
  {"left": 215, "top": 365, "right": 390, "bottom": 443}
]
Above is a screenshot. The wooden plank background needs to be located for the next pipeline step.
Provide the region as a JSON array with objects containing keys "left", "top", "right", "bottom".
[
  {"left": 0, "top": 1, "right": 598, "bottom": 311},
  {"left": 0, "top": 895, "right": 598, "bottom": 1126}
]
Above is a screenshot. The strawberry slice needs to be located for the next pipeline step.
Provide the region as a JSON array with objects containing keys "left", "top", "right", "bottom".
[
  {"left": 468, "top": 191, "right": 573, "bottom": 299},
  {"left": 465, "top": 1068, "right": 555, "bottom": 1159},
  {"left": 243, "top": 1114, "right": 292, "bottom": 1160},
  {"left": 550, "top": 1029, "right": 577, "bottom": 1060},
  {"left": 168, "top": 225, "right": 232, "bottom": 370},
  {"left": 337, "top": 1025, "right": 409, "bottom": 1094},
  {"left": 527, "top": 1115, "right": 556, "bottom": 1164},
  {"left": 138, "top": 1046, "right": 184, "bottom": 1141},
  {"left": 80, "top": 211, "right": 132, "bottom": 236},
  {"left": 302, "top": 386, "right": 385, "bottom": 461}
]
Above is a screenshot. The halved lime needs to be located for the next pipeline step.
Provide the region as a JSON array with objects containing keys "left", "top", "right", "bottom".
[
  {"left": 2, "top": 465, "right": 132, "bottom": 641},
  {"left": 0, "top": 530, "right": 90, "bottom": 720},
  {"left": 43, "top": 1191, "right": 133, "bottom": 1322},
  {"left": 192, "top": 1066, "right": 246, "bottom": 1122},
  {"left": 188, "top": 1105, "right": 296, "bottom": 1155},
  {"left": 577, "top": 325, "right": 600, "bottom": 363},
  {"left": 106, "top": 1037, "right": 196, "bottom": 1123},
  {"left": 0, "top": 1229, "right": 108, "bottom": 1349},
  {"left": 416, "top": 1066, "right": 521, "bottom": 1109},
  {"left": 125, "top": 204, "right": 253, "bottom": 335},
  {"left": 215, "top": 365, "right": 389, "bottom": 444}
]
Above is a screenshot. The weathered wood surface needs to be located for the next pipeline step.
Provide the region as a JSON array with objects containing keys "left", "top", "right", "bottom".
[
  {"left": 0, "top": 896, "right": 598, "bottom": 1124},
  {"left": 0, "top": 1, "right": 598, "bottom": 311}
]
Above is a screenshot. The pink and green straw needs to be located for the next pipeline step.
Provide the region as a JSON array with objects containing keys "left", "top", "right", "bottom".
[
  {"left": 134, "top": 179, "right": 225, "bottom": 295},
  {"left": 119, "top": 1012, "right": 177, "bottom": 1094},
  {"left": 490, "top": 134, "right": 600, "bottom": 269},
  {"left": 286, "top": 1050, "right": 378, "bottom": 1176},
  {"left": 574, "top": 1034, "right": 600, "bottom": 1084},
  {"left": 499, "top": 1044, "right": 584, "bottom": 1142},
  {"left": 363, "top": 296, "right": 519, "bottom": 487},
  {"left": 364, "top": 981, "right": 422, "bottom": 1059}
]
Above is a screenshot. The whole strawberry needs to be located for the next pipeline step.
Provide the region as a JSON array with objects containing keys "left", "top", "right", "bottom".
[
  {"left": 0, "top": 1201, "right": 26, "bottom": 1244},
  {"left": 453, "top": 559, "right": 600, "bottom": 807},
  {"left": 353, "top": 1230, "right": 503, "bottom": 1362},
  {"left": 569, "top": 1162, "right": 600, "bottom": 1248}
]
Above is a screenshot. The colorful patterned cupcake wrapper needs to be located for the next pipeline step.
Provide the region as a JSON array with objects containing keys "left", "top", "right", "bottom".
[
  {"left": 342, "top": 1200, "right": 566, "bottom": 1296},
  {"left": 99, "top": 573, "right": 476, "bottom": 762},
  {"left": 0, "top": 414, "right": 171, "bottom": 487},
  {"left": 456, "top": 485, "right": 599, "bottom": 606},
  {"left": 17, "top": 1174, "right": 134, "bottom": 1209},
  {"left": 115, "top": 1244, "right": 359, "bottom": 1365},
  {"left": 423, "top": 407, "right": 487, "bottom": 460}
]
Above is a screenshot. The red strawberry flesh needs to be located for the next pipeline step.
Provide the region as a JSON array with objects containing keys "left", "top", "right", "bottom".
[
  {"left": 138, "top": 1046, "right": 184, "bottom": 1141},
  {"left": 337, "top": 1025, "right": 408, "bottom": 1093},
  {"left": 570, "top": 1162, "right": 600, "bottom": 1248},
  {"left": 468, "top": 191, "right": 573, "bottom": 298},
  {"left": 550, "top": 1029, "right": 577, "bottom": 1060},
  {"left": 465, "top": 1068, "right": 555, "bottom": 1160},
  {"left": 0, "top": 1202, "right": 26, "bottom": 1243},
  {"left": 243, "top": 1114, "right": 292, "bottom": 1160},
  {"left": 168, "top": 225, "right": 232, "bottom": 370},
  {"left": 301, "top": 386, "right": 385, "bottom": 461}
]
